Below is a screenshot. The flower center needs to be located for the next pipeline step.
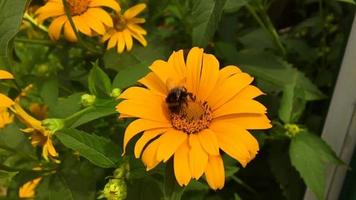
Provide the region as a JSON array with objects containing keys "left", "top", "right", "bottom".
[
  {"left": 66, "top": 0, "right": 91, "bottom": 16},
  {"left": 113, "top": 15, "right": 127, "bottom": 31},
  {"left": 170, "top": 98, "right": 212, "bottom": 134}
]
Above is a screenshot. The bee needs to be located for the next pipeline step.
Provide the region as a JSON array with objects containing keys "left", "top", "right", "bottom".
[{"left": 165, "top": 78, "right": 194, "bottom": 114}]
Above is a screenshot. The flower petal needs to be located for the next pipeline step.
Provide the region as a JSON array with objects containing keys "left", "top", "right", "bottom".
[
  {"left": 186, "top": 47, "right": 204, "bottom": 94},
  {"left": 73, "top": 16, "right": 92, "bottom": 36},
  {"left": 123, "top": 29, "right": 133, "bottom": 51},
  {"left": 188, "top": 134, "right": 208, "bottom": 179},
  {"left": 122, "top": 119, "right": 171, "bottom": 154},
  {"left": 124, "top": 3, "right": 146, "bottom": 19},
  {"left": 234, "top": 85, "right": 264, "bottom": 99},
  {"left": 149, "top": 60, "right": 181, "bottom": 87},
  {"left": 197, "top": 53, "right": 219, "bottom": 101},
  {"left": 207, "top": 72, "right": 253, "bottom": 110},
  {"left": 214, "top": 114, "right": 272, "bottom": 130},
  {"left": 63, "top": 21, "right": 77, "bottom": 42},
  {"left": 198, "top": 129, "right": 219, "bottom": 156},
  {"left": 86, "top": 8, "right": 113, "bottom": 27},
  {"left": 0, "top": 70, "right": 14, "bottom": 79},
  {"left": 156, "top": 129, "right": 187, "bottom": 162},
  {"left": 213, "top": 100, "right": 267, "bottom": 118},
  {"left": 89, "top": 0, "right": 120, "bottom": 12},
  {"left": 138, "top": 72, "right": 168, "bottom": 96},
  {"left": 48, "top": 15, "right": 67, "bottom": 40},
  {"left": 107, "top": 33, "right": 118, "bottom": 49},
  {"left": 174, "top": 139, "right": 191, "bottom": 186},
  {"left": 119, "top": 87, "right": 164, "bottom": 102},
  {"left": 134, "top": 128, "right": 167, "bottom": 158},
  {"left": 116, "top": 32, "right": 125, "bottom": 53},
  {"left": 81, "top": 11, "right": 105, "bottom": 35},
  {"left": 205, "top": 155, "right": 225, "bottom": 190},
  {"left": 142, "top": 138, "right": 161, "bottom": 170},
  {"left": 0, "top": 94, "right": 14, "bottom": 108},
  {"left": 167, "top": 50, "right": 186, "bottom": 83}
]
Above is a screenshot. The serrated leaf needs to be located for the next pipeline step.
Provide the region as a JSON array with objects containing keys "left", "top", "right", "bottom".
[
  {"left": 88, "top": 64, "right": 112, "bottom": 97},
  {"left": 289, "top": 131, "right": 343, "bottom": 200},
  {"left": 191, "top": 0, "right": 227, "bottom": 47},
  {"left": 56, "top": 128, "right": 121, "bottom": 168},
  {"left": 0, "top": 0, "right": 28, "bottom": 66}
]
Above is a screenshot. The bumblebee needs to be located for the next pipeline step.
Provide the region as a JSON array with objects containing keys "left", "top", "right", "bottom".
[{"left": 165, "top": 86, "right": 193, "bottom": 114}]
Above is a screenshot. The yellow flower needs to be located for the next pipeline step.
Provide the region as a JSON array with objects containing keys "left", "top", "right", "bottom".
[
  {"left": 0, "top": 70, "right": 15, "bottom": 108},
  {"left": 12, "top": 104, "right": 59, "bottom": 162},
  {"left": 19, "top": 177, "right": 42, "bottom": 199},
  {"left": 102, "top": 3, "right": 147, "bottom": 53},
  {"left": 36, "top": 0, "right": 120, "bottom": 42},
  {"left": 116, "top": 47, "right": 272, "bottom": 190}
]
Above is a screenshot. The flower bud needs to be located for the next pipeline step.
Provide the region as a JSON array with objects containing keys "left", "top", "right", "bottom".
[
  {"left": 284, "top": 124, "right": 301, "bottom": 138},
  {"left": 110, "top": 88, "right": 122, "bottom": 98},
  {"left": 42, "top": 118, "right": 64, "bottom": 134},
  {"left": 99, "top": 179, "right": 127, "bottom": 200},
  {"left": 81, "top": 94, "right": 96, "bottom": 107},
  {"left": 113, "top": 161, "right": 130, "bottom": 179}
]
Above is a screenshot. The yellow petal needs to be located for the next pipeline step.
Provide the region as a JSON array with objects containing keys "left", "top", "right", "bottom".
[
  {"left": 131, "top": 17, "right": 146, "bottom": 24},
  {"left": 174, "top": 139, "right": 191, "bottom": 186},
  {"left": 134, "top": 128, "right": 167, "bottom": 158},
  {"left": 0, "top": 94, "right": 14, "bottom": 107},
  {"left": 167, "top": 50, "right": 186, "bottom": 83},
  {"left": 188, "top": 134, "right": 208, "bottom": 179},
  {"left": 19, "top": 177, "right": 42, "bottom": 198},
  {"left": 107, "top": 33, "right": 118, "bottom": 49},
  {"left": 214, "top": 114, "right": 272, "bottom": 130},
  {"left": 86, "top": 8, "right": 113, "bottom": 27},
  {"left": 207, "top": 72, "right": 253, "bottom": 110},
  {"left": 119, "top": 87, "right": 165, "bottom": 105},
  {"left": 73, "top": 16, "right": 92, "bottom": 36},
  {"left": 123, "top": 29, "right": 133, "bottom": 51},
  {"left": 234, "top": 85, "right": 264, "bottom": 99},
  {"left": 81, "top": 11, "right": 105, "bottom": 35},
  {"left": 116, "top": 32, "right": 125, "bottom": 53},
  {"left": 205, "top": 155, "right": 225, "bottom": 190},
  {"left": 124, "top": 3, "right": 146, "bottom": 19},
  {"left": 127, "top": 23, "right": 147, "bottom": 35},
  {"left": 185, "top": 47, "right": 204, "bottom": 94},
  {"left": 89, "top": 0, "right": 121, "bottom": 12},
  {"left": 35, "top": 3, "right": 65, "bottom": 23},
  {"left": 218, "top": 65, "right": 242, "bottom": 82},
  {"left": 210, "top": 121, "right": 259, "bottom": 167},
  {"left": 122, "top": 119, "right": 171, "bottom": 153},
  {"left": 149, "top": 60, "right": 181, "bottom": 88},
  {"left": 142, "top": 138, "right": 161, "bottom": 170},
  {"left": 116, "top": 99, "right": 169, "bottom": 123},
  {"left": 63, "top": 21, "right": 77, "bottom": 42},
  {"left": 129, "top": 29, "right": 147, "bottom": 47},
  {"left": 45, "top": 137, "right": 58, "bottom": 157},
  {"left": 48, "top": 15, "right": 67, "bottom": 40},
  {"left": 138, "top": 72, "right": 168, "bottom": 96},
  {"left": 213, "top": 100, "right": 267, "bottom": 118},
  {"left": 0, "top": 70, "right": 14, "bottom": 79},
  {"left": 198, "top": 129, "right": 219, "bottom": 156},
  {"left": 156, "top": 129, "right": 187, "bottom": 162},
  {"left": 196, "top": 53, "right": 220, "bottom": 101}
]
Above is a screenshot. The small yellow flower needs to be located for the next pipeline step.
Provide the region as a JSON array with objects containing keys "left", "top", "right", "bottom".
[
  {"left": 19, "top": 177, "right": 42, "bottom": 199},
  {"left": 102, "top": 3, "right": 147, "bottom": 53},
  {"left": 36, "top": 0, "right": 120, "bottom": 42},
  {"left": 13, "top": 104, "right": 59, "bottom": 161},
  {"left": 116, "top": 47, "right": 272, "bottom": 190}
]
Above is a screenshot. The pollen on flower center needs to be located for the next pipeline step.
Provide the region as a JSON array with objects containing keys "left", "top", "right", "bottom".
[
  {"left": 66, "top": 0, "right": 91, "bottom": 16},
  {"left": 170, "top": 98, "right": 212, "bottom": 134}
]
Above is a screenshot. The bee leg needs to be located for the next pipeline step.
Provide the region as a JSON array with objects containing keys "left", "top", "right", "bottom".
[{"left": 188, "top": 93, "right": 196, "bottom": 101}]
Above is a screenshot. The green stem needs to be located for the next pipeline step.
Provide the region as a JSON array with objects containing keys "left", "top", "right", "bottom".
[
  {"left": 61, "top": 0, "right": 103, "bottom": 55},
  {"left": 162, "top": 159, "right": 184, "bottom": 200},
  {"left": 15, "top": 37, "right": 54, "bottom": 46},
  {"left": 63, "top": 106, "right": 95, "bottom": 128},
  {"left": 245, "top": 4, "right": 286, "bottom": 56},
  {"left": 23, "top": 12, "right": 48, "bottom": 32}
]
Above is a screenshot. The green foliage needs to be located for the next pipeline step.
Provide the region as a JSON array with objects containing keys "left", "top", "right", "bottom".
[
  {"left": 56, "top": 129, "right": 122, "bottom": 168},
  {"left": 289, "top": 131, "right": 343, "bottom": 200}
]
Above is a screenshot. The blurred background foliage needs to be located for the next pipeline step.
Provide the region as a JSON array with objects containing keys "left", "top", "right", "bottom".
[{"left": 0, "top": 0, "right": 355, "bottom": 199}]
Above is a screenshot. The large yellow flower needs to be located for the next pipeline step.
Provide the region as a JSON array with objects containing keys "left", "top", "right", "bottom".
[
  {"left": 102, "top": 3, "right": 147, "bottom": 53},
  {"left": 36, "top": 0, "right": 120, "bottom": 42},
  {"left": 19, "top": 177, "right": 42, "bottom": 199},
  {"left": 117, "top": 47, "right": 272, "bottom": 189},
  {"left": 12, "top": 104, "right": 58, "bottom": 162}
]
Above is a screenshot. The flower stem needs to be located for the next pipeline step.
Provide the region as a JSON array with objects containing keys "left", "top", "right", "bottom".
[
  {"left": 23, "top": 12, "right": 48, "bottom": 32},
  {"left": 15, "top": 37, "right": 54, "bottom": 46},
  {"left": 162, "top": 159, "right": 184, "bottom": 200},
  {"left": 63, "top": 106, "right": 95, "bottom": 128}
]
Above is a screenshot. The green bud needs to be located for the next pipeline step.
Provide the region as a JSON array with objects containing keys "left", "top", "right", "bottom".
[
  {"left": 36, "top": 64, "right": 49, "bottom": 75},
  {"left": 100, "top": 179, "right": 127, "bottom": 200},
  {"left": 113, "top": 161, "right": 130, "bottom": 179},
  {"left": 42, "top": 118, "right": 65, "bottom": 134},
  {"left": 110, "top": 88, "right": 122, "bottom": 98},
  {"left": 81, "top": 94, "right": 96, "bottom": 107},
  {"left": 284, "top": 124, "right": 301, "bottom": 138}
]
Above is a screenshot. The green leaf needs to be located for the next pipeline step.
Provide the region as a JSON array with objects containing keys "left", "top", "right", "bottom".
[
  {"left": 50, "top": 93, "right": 82, "bottom": 118},
  {"left": 337, "top": 0, "right": 356, "bottom": 4},
  {"left": 105, "top": 38, "right": 169, "bottom": 89},
  {"left": 0, "top": 0, "right": 28, "bottom": 66},
  {"left": 69, "top": 99, "right": 117, "bottom": 128},
  {"left": 163, "top": 160, "right": 185, "bottom": 200},
  {"left": 0, "top": 170, "right": 18, "bottom": 186},
  {"left": 289, "top": 131, "right": 343, "bottom": 200},
  {"left": 48, "top": 175, "right": 75, "bottom": 200},
  {"left": 56, "top": 128, "right": 121, "bottom": 168},
  {"left": 191, "top": 0, "right": 227, "bottom": 47},
  {"left": 88, "top": 63, "right": 112, "bottom": 97},
  {"left": 224, "top": 0, "right": 251, "bottom": 13},
  {"left": 40, "top": 78, "right": 59, "bottom": 110}
]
